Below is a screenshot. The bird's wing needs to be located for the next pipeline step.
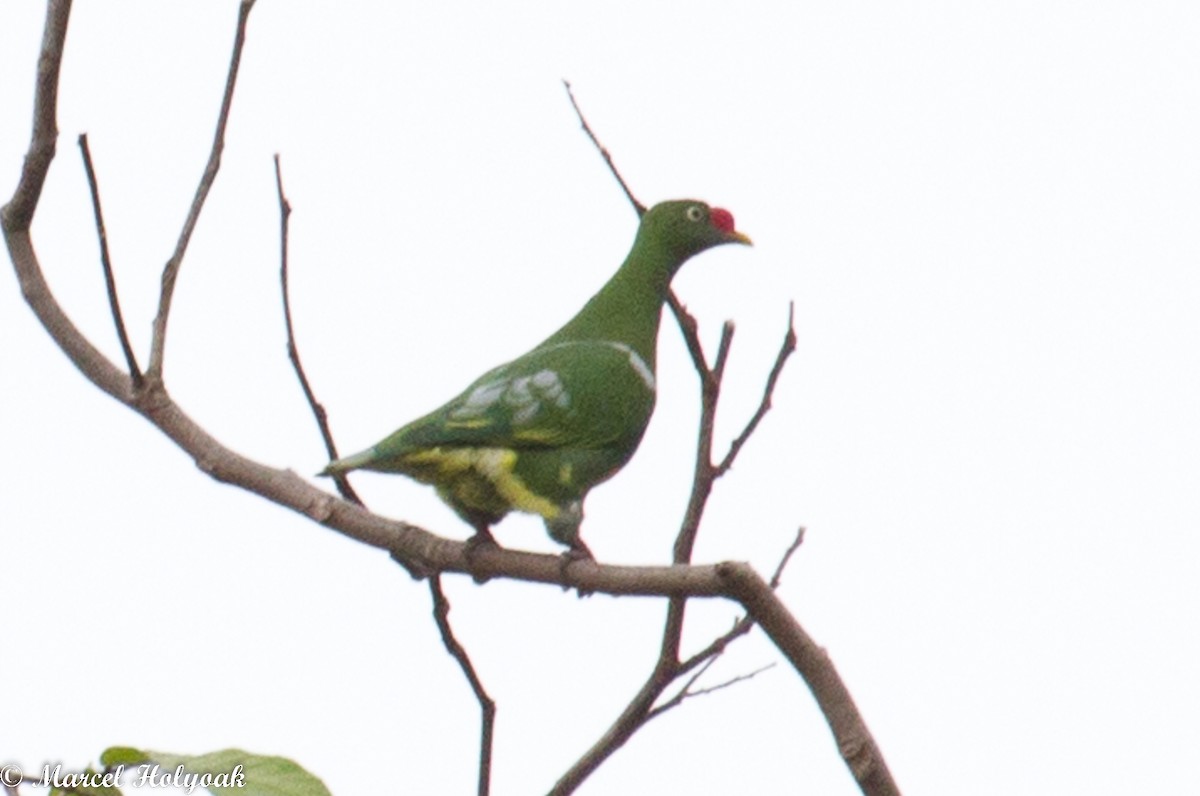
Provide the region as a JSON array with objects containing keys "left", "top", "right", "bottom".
[{"left": 370, "top": 339, "right": 657, "bottom": 460}]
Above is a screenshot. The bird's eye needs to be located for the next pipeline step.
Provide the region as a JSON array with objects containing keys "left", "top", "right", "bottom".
[{"left": 685, "top": 206, "right": 704, "bottom": 222}]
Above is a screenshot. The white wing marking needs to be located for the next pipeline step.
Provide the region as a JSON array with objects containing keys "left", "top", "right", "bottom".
[
  {"left": 450, "top": 379, "right": 508, "bottom": 420},
  {"left": 603, "top": 342, "right": 656, "bottom": 392}
]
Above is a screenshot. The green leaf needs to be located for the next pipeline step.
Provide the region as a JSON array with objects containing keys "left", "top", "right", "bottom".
[
  {"left": 100, "top": 746, "right": 148, "bottom": 768},
  {"left": 143, "top": 749, "right": 330, "bottom": 796}
]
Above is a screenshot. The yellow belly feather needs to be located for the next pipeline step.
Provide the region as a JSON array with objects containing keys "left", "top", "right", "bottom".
[{"left": 402, "top": 447, "right": 561, "bottom": 521}]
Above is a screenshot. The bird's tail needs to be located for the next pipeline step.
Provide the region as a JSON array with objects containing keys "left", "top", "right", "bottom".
[{"left": 318, "top": 447, "right": 377, "bottom": 477}]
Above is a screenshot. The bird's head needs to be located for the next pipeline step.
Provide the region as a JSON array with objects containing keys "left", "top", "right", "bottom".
[{"left": 637, "top": 199, "right": 752, "bottom": 265}]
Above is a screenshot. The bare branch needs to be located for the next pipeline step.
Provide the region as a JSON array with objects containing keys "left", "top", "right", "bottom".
[
  {"left": 647, "top": 662, "right": 776, "bottom": 721},
  {"left": 146, "top": 0, "right": 257, "bottom": 380},
  {"left": 273, "top": 154, "right": 362, "bottom": 506},
  {"left": 548, "top": 664, "right": 671, "bottom": 795},
  {"left": 1, "top": 0, "right": 71, "bottom": 231},
  {"left": 426, "top": 574, "right": 496, "bottom": 796},
  {"left": 549, "top": 534, "right": 817, "bottom": 794},
  {"left": 678, "top": 615, "right": 755, "bottom": 674},
  {"left": 275, "top": 156, "right": 492, "bottom": 793},
  {"left": 552, "top": 93, "right": 844, "bottom": 796},
  {"left": 648, "top": 656, "right": 719, "bottom": 721},
  {"left": 682, "top": 662, "right": 776, "bottom": 700},
  {"left": 719, "top": 564, "right": 899, "bottom": 794},
  {"left": 769, "top": 525, "right": 806, "bottom": 589},
  {"left": 712, "top": 320, "right": 735, "bottom": 383},
  {"left": 676, "top": 650, "right": 719, "bottom": 694},
  {"left": 676, "top": 525, "right": 806, "bottom": 675},
  {"left": 78, "top": 133, "right": 142, "bottom": 388},
  {"left": 562, "top": 79, "right": 646, "bottom": 217},
  {"left": 555, "top": 295, "right": 806, "bottom": 792},
  {"left": 666, "top": 290, "right": 709, "bottom": 376},
  {"left": 716, "top": 301, "right": 797, "bottom": 476}
]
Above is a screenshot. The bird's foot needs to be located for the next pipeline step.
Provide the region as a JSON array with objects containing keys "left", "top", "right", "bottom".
[
  {"left": 465, "top": 527, "right": 501, "bottom": 584},
  {"left": 559, "top": 538, "right": 595, "bottom": 597}
]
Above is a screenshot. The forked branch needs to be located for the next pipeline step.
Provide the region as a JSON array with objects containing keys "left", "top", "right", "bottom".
[
  {"left": 648, "top": 660, "right": 778, "bottom": 721},
  {"left": 718, "top": 301, "right": 798, "bottom": 476},
  {"left": 551, "top": 91, "right": 818, "bottom": 796}
]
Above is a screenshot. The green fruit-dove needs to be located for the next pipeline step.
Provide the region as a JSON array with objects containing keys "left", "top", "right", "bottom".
[{"left": 322, "top": 199, "right": 751, "bottom": 558}]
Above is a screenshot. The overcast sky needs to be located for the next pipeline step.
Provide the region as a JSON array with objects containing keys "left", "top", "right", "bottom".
[{"left": 3, "top": 2, "right": 1199, "bottom": 794}]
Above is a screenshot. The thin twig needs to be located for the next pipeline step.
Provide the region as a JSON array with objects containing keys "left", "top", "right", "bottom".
[
  {"left": 676, "top": 525, "right": 805, "bottom": 675},
  {"left": 680, "top": 662, "right": 777, "bottom": 700},
  {"left": 669, "top": 309, "right": 726, "bottom": 569},
  {"left": 551, "top": 525, "right": 809, "bottom": 794},
  {"left": 273, "top": 155, "right": 363, "bottom": 506},
  {"left": 666, "top": 291, "right": 709, "bottom": 375},
  {"left": 652, "top": 655, "right": 720, "bottom": 719},
  {"left": 648, "top": 662, "right": 777, "bottom": 721},
  {"left": 768, "top": 525, "right": 806, "bottom": 589},
  {"left": 78, "top": 133, "right": 142, "bottom": 389},
  {"left": 677, "top": 615, "right": 755, "bottom": 674},
  {"left": 716, "top": 301, "right": 797, "bottom": 476},
  {"left": 272, "top": 155, "right": 493, "bottom": 793},
  {"left": 561, "top": 79, "right": 646, "bottom": 217},
  {"left": 713, "top": 321, "right": 735, "bottom": 383},
  {"left": 146, "top": 0, "right": 257, "bottom": 380},
  {"left": 427, "top": 574, "right": 496, "bottom": 796},
  {"left": 676, "top": 651, "right": 720, "bottom": 694}
]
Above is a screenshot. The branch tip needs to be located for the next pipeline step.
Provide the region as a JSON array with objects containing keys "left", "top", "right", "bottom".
[
  {"left": 274, "top": 155, "right": 363, "bottom": 507},
  {"left": 715, "top": 302, "right": 798, "bottom": 476},
  {"left": 146, "top": 0, "right": 256, "bottom": 379},
  {"left": 561, "top": 79, "right": 646, "bottom": 216}
]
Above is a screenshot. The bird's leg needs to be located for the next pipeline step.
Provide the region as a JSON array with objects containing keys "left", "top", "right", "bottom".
[
  {"left": 558, "top": 536, "right": 595, "bottom": 597},
  {"left": 546, "top": 501, "right": 594, "bottom": 594},
  {"left": 466, "top": 524, "right": 499, "bottom": 553},
  {"left": 464, "top": 523, "right": 500, "bottom": 584},
  {"left": 564, "top": 536, "right": 594, "bottom": 562}
]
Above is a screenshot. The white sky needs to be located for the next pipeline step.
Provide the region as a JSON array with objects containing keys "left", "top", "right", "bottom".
[{"left": 3, "top": 2, "right": 1199, "bottom": 794}]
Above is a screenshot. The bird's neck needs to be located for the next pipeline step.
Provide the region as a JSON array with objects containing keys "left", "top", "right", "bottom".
[{"left": 540, "top": 242, "right": 677, "bottom": 370}]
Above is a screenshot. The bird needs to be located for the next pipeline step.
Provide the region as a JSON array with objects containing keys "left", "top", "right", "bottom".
[{"left": 321, "top": 199, "right": 751, "bottom": 559}]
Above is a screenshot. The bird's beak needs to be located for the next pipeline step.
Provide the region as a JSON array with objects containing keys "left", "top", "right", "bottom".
[{"left": 708, "top": 207, "right": 752, "bottom": 246}]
